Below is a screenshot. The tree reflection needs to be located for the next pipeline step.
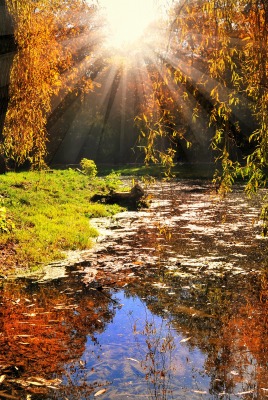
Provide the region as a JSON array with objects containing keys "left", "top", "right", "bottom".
[
  {"left": 206, "top": 270, "right": 268, "bottom": 398},
  {"left": 0, "top": 269, "right": 116, "bottom": 398},
  {"left": 126, "top": 259, "right": 268, "bottom": 398},
  {"left": 129, "top": 309, "right": 176, "bottom": 400},
  {"left": 120, "top": 182, "right": 268, "bottom": 398}
]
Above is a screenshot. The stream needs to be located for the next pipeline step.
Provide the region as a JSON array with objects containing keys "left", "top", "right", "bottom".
[{"left": 0, "top": 180, "right": 268, "bottom": 399}]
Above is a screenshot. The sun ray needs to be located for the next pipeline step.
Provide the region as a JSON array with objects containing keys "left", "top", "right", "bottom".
[{"left": 49, "top": 0, "right": 220, "bottom": 165}]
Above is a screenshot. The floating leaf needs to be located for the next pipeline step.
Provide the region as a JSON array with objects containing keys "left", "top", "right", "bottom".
[
  {"left": 27, "top": 381, "right": 43, "bottom": 387},
  {"left": 94, "top": 388, "right": 107, "bottom": 397},
  {"left": 22, "top": 313, "right": 36, "bottom": 317},
  {"left": 237, "top": 390, "right": 254, "bottom": 395},
  {"left": 15, "top": 377, "right": 62, "bottom": 388},
  {"left": 127, "top": 358, "right": 140, "bottom": 363},
  {"left": 180, "top": 337, "right": 192, "bottom": 343},
  {"left": 152, "top": 283, "right": 170, "bottom": 289},
  {"left": 15, "top": 335, "right": 32, "bottom": 338},
  {"left": 192, "top": 390, "right": 207, "bottom": 394},
  {"left": 230, "top": 370, "right": 239, "bottom": 376}
]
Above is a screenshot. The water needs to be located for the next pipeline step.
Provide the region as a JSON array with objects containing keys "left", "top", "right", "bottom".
[{"left": 0, "top": 180, "right": 267, "bottom": 399}]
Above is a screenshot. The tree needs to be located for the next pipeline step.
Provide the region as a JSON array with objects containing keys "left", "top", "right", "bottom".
[
  {"left": 138, "top": 0, "right": 268, "bottom": 227},
  {"left": 2, "top": 0, "right": 97, "bottom": 168}
]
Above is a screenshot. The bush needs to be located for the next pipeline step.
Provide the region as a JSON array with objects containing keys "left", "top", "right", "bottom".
[
  {"left": 0, "top": 205, "right": 15, "bottom": 233},
  {"left": 80, "top": 158, "right": 97, "bottom": 178}
]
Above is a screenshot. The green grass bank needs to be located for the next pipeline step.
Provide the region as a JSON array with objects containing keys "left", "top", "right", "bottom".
[
  {"left": 0, "top": 168, "right": 124, "bottom": 274},
  {"left": 0, "top": 162, "right": 218, "bottom": 275}
]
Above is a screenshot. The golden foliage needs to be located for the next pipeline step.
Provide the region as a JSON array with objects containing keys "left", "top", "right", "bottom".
[
  {"left": 138, "top": 0, "right": 268, "bottom": 194},
  {"left": 3, "top": 0, "right": 96, "bottom": 168}
]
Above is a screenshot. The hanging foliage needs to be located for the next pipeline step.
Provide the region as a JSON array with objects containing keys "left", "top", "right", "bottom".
[
  {"left": 134, "top": 0, "right": 268, "bottom": 231},
  {"left": 3, "top": 0, "right": 96, "bottom": 169},
  {"left": 138, "top": 0, "right": 267, "bottom": 191},
  {"left": 135, "top": 64, "right": 191, "bottom": 176}
]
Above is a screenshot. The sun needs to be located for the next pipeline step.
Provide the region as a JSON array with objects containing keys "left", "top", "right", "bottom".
[{"left": 98, "top": 0, "right": 160, "bottom": 49}]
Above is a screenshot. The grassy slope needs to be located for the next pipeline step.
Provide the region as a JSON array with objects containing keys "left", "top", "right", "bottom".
[{"left": 0, "top": 169, "right": 123, "bottom": 273}]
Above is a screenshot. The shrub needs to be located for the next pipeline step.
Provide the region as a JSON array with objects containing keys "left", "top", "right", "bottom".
[
  {"left": 80, "top": 158, "right": 97, "bottom": 178},
  {"left": 0, "top": 205, "right": 15, "bottom": 233}
]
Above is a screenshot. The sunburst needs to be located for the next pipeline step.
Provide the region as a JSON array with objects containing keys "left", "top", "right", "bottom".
[{"left": 97, "top": 0, "right": 163, "bottom": 49}]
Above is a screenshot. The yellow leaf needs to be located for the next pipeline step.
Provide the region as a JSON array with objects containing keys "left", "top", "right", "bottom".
[{"left": 94, "top": 389, "right": 107, "bottom": 397}]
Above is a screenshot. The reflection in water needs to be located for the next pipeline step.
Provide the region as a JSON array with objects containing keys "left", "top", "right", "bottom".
[
  {"left": 137, "top": 318, "right": 176, "bottom": 399},
  {"left": 0, "top": 276, "right": 117, "bottom": 398},
  {"left": 60, "top": 290, "right": 209, "bottom": 399},
  {"left": 0, "top": 180, "right": 267, "bottom": 399}
]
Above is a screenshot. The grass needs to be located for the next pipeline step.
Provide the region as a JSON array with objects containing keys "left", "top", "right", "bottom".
[
  {"left": 0, "top": 162, "right": 222, "bottom": 275},
  {"left": 0, "top": 168, "right": 124, "bottom": 273},
  {"left": 98, "top": 162, "right": 217, "bottom": 179}
]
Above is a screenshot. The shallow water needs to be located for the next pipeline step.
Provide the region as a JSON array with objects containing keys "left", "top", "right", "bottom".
[{"left": 0, "top": 180, "right": 267, "bottom": 399}]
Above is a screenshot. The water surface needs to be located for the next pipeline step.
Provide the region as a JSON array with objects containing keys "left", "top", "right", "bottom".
[{"left": 0, "top": 180, "right": 267, "bottom": 399}]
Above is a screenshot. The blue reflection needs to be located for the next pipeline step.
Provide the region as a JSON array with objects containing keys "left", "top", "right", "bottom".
[{"left": 64, "top": 290, "right": 209, "bottom": 399}]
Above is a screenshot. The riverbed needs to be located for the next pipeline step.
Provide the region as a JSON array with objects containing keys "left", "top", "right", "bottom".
[{"left": 0, "top": 180, "right": 267, "bottom": 399}]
